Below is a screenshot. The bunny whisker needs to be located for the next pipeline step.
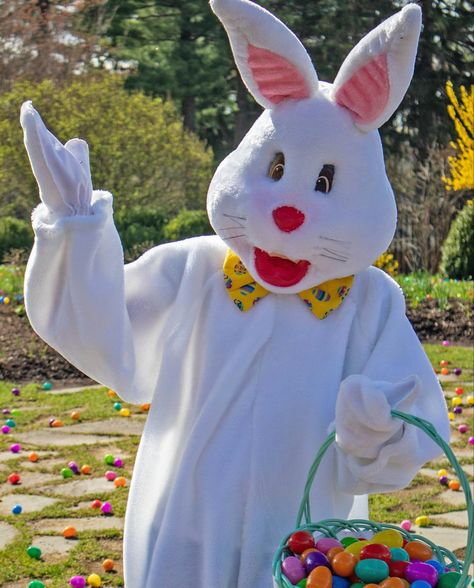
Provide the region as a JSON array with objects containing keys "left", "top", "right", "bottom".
[
  {"left": 224, "top": 234, "right": 247, "bottom": 240},
  {"left": 319, "top": 254, "right": 348, "bottom": 263},
  {"left": 318, "top": 236, "right": 351, "bottom": 249},
  {"left": 322, "top": 247, "right": 349, "bottom": 260},
  {"left": 223, "top": 212, "right": 248, "bottom": 221},
  {"left": 216, "top": 226, "right": 249, "bottom": 231}
]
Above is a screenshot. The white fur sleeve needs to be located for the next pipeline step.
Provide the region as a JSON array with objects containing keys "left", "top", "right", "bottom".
[
  {"left": 24, "top": 191, "right": 177, "bottom": 404},
  {"left": 334, "top": 272, "right": 450, "bottom": 494}
]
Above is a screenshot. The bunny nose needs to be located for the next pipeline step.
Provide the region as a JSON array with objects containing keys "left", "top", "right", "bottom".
[{"left": 272, "top": 206, "right": 305, "bottom": 232}]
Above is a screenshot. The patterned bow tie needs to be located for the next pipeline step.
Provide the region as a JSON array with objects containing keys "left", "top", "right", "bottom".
[{"left": 223, "top": 249, "right": 353, "bottom": 319}]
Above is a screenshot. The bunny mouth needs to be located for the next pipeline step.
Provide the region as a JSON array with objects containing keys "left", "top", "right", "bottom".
[{"left": 254, "top": 248, "right": 310, "bottom": 287}]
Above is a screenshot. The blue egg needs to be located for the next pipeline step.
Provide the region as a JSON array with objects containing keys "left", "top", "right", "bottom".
[
  {"left": 332, "top": 575, "right": 350, "bottom": 588},
  {"left": 425, "top": 559, "right": 444, "bottom": 574},
  {"left": 411, "top": 581, "right": 432, "bottom": 588},
  {"left": 12, "top": 504, "right": 22, "bottom": 515},
  {"left": 390, "top": 547, "right": 409, "bottom": 561}
]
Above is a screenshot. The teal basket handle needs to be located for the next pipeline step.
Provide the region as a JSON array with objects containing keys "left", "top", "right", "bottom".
[{"left": 294, "top": 410, "right": 473, "bottom": 587}]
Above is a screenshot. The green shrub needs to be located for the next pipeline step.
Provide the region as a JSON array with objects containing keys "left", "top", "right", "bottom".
[
  {"left": 0, "top": 74, "right": 214, "bottom": 220},
  {"left": 115, "top": 206, "right": 169, "bottom": 261},
  {"left": 0, "top": 217, "right": 33, "bottom": 263},
  {"left": 163, "top": 209, "right": 214, "bottom": 242},
  {"left": 439, "top": 201, "right": 474, "bottom": 280}
]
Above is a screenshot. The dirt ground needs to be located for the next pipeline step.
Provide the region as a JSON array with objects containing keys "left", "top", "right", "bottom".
[{"left": 0, "top": 299, "right": 472, "bottom": 382}]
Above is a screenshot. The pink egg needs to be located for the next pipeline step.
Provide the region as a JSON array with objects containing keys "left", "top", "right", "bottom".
[
  {"left": 315, "top": 537, "right": 342, "bottom": 554},
  {"left": 10, "top": 443, "right": 21, "bottom": 453},
  {"left": 101, "top": 501, "right": 113, "bottom": 514},
  {"left": 281, "top": 556, "right": 306, "bottom": 584},
  {"left": 458, "top": 424, "right": 468, "bottom": 434},
  {"left": 401, "top": 520, "right": 412, "bottom": 531},
  {"left": 105, "top": 470, "right": 117, "bottom": 481}
]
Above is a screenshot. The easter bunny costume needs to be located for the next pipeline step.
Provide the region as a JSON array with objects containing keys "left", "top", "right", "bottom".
[{"left": 22, "top": 1, "right": 449, "bottom": 586}]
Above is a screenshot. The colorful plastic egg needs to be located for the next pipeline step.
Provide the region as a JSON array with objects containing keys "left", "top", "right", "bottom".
[
  {"left": 8, "top": 472, "right": 20, "bottom": 484},
  {"left": 415, "top": 515, "right": 430, "bottom": 527},
  {"left": 119, "top": 408, "right": 130, "bottom": 417},
  {"left": 455, "top": 387, "right": 464, "bottom": 395},
  {"left": 453, "top": 406, "right": 462, "bottom": 414},
  {"left": 63, "top": 526, "right": 77, "bottom": 538},
  {"left": 389, "top": 560, "right": 409, "bottom": 578},
  {"left": 439, "top": 475, "right": 449, "bottom": 485},
  {"left": 71, "top": 411, "right": 81, "bottom": 420},
  {"left": 341, "top": 537, "right": 359, "bottom": 548},
  {"left": 424, "top": 560, "right": 444, "bottom": 575},
  {"left": 68, "top": 461, "right": 80, "bottom": 474},
  {"left": 105, "top": 470, "right": 117, "bottom": 481},
  {"left": 107, "top": 389, "right": 117, "bottom": 398},
  {"left": 28, "top": 452, "right": 39, "bottom": 462},
  {"left": 69, "top": 576, "right": 86, "bottom": 588},
  {"left": 380, "top": 578, "right": 406, "bottom": 588},
  {"left": 42, "top": 381, "right": 52, "bottom": 390},
  {"left": 81, "top": 464, "right": 92, "bottom": 475},
  {"left": 458, "top": 424, "right": 468, "bottom": 434},
  {"left": 61, "top": 467, "right": 74, "bottom": 479},
  {"left": 91, "top": 499, "right": 102, "bottom": 509},
  {"left": 114, "top": 476, "right": 127, "bottom": 487},
  {"left": 282, "top": 556, "right": 306, "bottom": 584},
  {"left": 10, "top": 443, "right": 21, "bottom": 453},
  {"left": 371, "top": 529, "right": 403, "bottom": 549},
  {"left": 101, "top": 501, "right": 113, "bottom": 514},
  {"left": 104, "top": 454, "right": 115, "bottom": 465},
  {"left": 437, "top": 469, "right": 448, "bottom": 477},
  {"left": 332, "top": 575, "right": 351, "bottom": 588},
  {"left": 307, "top": 564, "right": 333, "bottom": 588},
  {"left": 469, "top": 437, "right": 474, "bottom": 445},
  {"left": 453, "top": 368, "right": 462, "bottom": 376},
  {"left": 466, "top": 395, "right": 474, "bottom": 405},
  {"left": 451, "top": 397, "right": 462, "bottom": 407},
  {"left": 288, "top": 531, "right": 316, "bottom": 554},
  {"left": 87, "top": 574, "right": 102, "bottom": 587},
  {"left": 28, "top": 582, "right": 45, "bottom": 588},
  {"left": 436, "top": 571, "right": 462, "bottom": 588},
  {"left": 300, "top": 548, "right": 318, "bottom": 560},
  {"left": 355, "top": 559, "right": 389, "bottom": 583},
  {"left": 113, "top": 458, "right": 124, "bottom": 468},
  {"left": 113, "top": 402, "right": 122, "bottom": 411},
  {"left": 316, "top": 537, "right": 343, "bottom": 554},
  {"left": 410, "top": 581, "right": 432, "bottom": 588},
  {"left": 11, "top": 387, "right": 20, "bottom": 396},
  {"left": 327, "top": 546, "right": 345, "bottom": 562},
  {"left": 304, "top": 550, "right": 330, "bottom": 573},
  {"left": 448, "top": 480, "right": 460, "bottom": 491},
  {"left": 27, "top": 545, "right": 42, "bottom": 559},
  {"left": 344, "top": 540, "right": 370, "bottom": 559},
  {"left": 1, "top": 425, "right": 10, "bottom": 434},
  {"left": 12, "top": 504, "right": 22, "bottom": 514},
  {"left": 440, "top": 368, "right": 449, "bottom": 375},
  {"left": 331, "top": 551, "right": 357, "bottom": 577},
  {"left": 400, "top": 520, "right": 412, "bottom": 531},
  {"left": 360, "top": 544, "right": 391, "bottom": 564},
  {"left": 405, "top": 562, "right": 439, "bottom": 586},
  {"left": 5, "top": 418, "right": 15, "bottom": 427},
  {"left": 102, "top": 558, "right": 115, "bottom": 571},
  {"left": 404, "top": 541, "right": 433, "bottom": 561},
  {"left": 390, "top": 548, "right": 409, "bottom": 562}
]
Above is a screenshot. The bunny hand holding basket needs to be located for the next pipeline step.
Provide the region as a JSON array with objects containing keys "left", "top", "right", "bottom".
[{"left": 22, "top": 0, "right": 451, "bottom": 586}]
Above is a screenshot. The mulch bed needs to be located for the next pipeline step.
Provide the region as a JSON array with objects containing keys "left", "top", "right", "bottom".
[{"left": 0, "top": 299, "right": 472, "bottom": 383}]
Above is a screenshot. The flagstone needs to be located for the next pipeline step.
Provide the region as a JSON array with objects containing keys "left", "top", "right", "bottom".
[
  {"left": 0, "top": 493, "right": 59, "bottom": 515},
  {"left": 48, "top": 384, "right": 103, "bottom": 395},
  {"left": 0, "top": 521, "right": 19, "bottom": 550},
  {"left": 30, "top": 534, "right": 77, "bottom": 556},
  {"left": 31, "top": 516, "right": 124, "bottom": 533},
  {"left": 14, "top": 429, "right": 122, "bottom": 447},
  {"left": 0, "top": 471, "right": 58, "bottom": 495},
  {"left": 42, "top": 476, "right": 115, "bottom": 497},
  {"left": 430, "top": 509, "right": 469, "bottom": 528},
  {"left": 65, "top": 417, "right": 145, "bottom": 436}
]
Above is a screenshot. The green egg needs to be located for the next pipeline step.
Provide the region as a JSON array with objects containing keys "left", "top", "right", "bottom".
[
  {"left": 28, "top": 582, "right": 45, "bottom": 588},
  {"left": 26, "top": 545, "right": 42, "bottom": 559},
  {"left": 296, "top": 580, "right": 307, "bottom": 587},
  {"left": 341, "top": 537, "right": 359, "bottom": 547},
  {"left": 437, "top": 571, "right": 463, "bottom": 588},
  {"left": 355, "top": 558, "right": 389, "bottom": 584},
  {"left": 390, "top": 547, "right": 409, "bottom": 562}
]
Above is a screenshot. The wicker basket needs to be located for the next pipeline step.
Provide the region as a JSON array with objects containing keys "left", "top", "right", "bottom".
[{"left": 272, "top": 410, "right": 473, "bottom": 588}]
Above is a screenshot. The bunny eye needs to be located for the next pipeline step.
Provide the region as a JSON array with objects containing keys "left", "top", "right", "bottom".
[
  {"left": 315, "top": 164, "right": 335, "bottom": 193},
  {"left": 268, "top": 152, "right": 285, "bottom": 181}
]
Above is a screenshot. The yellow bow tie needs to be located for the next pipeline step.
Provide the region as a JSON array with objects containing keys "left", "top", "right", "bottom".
[{"left": 223, "top": 249, "right": 353, "bottom": 319}]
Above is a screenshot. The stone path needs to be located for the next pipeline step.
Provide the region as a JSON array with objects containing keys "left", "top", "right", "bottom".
[{"left": 0, "top": 379, "right": 472, "bottom": 586}]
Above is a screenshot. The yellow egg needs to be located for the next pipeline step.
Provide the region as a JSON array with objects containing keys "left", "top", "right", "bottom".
[
  {"left": 437, "top": 469, "right": 448, "bottom": 477},
  {"left": 119, "top": 408, "right": 130, "bottom": 417},
  {"left": 448, "top": 412, "right": 455, "bottom": 421},
  {"left": 415, "top": 515, "right": 430, "bottom": 527},
  {"left": 344, "top": 540, "right": 370, "bottom": 559},
  {"left": 3, "top": 297, "right": 10, "bottom": 304},
  {"left": 467, "top": 395, "right": 474, "bottom": 406},
  {"left": 370, "top": 529, "right": 403, "bottom": 548},
  {"left": 451, "top": 397, "right": 462, "bottom": 407},
  {"left": 87, "top": 574, "right": 102, "bottom": 587}
]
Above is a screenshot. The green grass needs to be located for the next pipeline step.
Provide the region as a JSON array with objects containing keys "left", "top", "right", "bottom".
[
  {"left": 0, "top": 263, "right": 25, "bottom": 299},
  {"left": 395, "top": 272, "right": 474, "bottom": 308},
  {"left": 0, "top": 345, "right": 472, "bottom": 585}
]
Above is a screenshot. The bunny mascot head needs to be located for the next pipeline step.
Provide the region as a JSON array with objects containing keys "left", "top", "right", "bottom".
[{"left": 208, "top": 0, "right": 421, "bottom": 293}]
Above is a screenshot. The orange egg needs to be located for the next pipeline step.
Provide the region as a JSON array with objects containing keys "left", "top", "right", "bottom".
[
  {"left": 300, "top": 548, "right": 318, "bottom": 561},
  {"left": 364, "top": 585, "right": 381, "bottom": 588},
  {"left": 307, "top": 565, "right": 332, "bottom": 588},
  {"left": 114, "top": 476, "right": 127, "bottom": 487},
  {"left": 71, "top": 411, "right": 81, "bottom": 420},
  {"left": 81, "top": 464, "right": 92, "bottom": 475},
  {"left": 140, "top": 403, "right": 151, "bottom": 411},
  {"left": 28, "top": 452, "right": 39, "bottom": 462},
  {"left": 400, "top": 580, "right": 410, "bottom": 588},
  {"left": 404, "top": 540, "right": 433, "bottom": 561},
  {"left": 380, "top": 578, "right": 406, "bottom": 588},
  {"left": 327, "top": 546, "right": 345, "bottom": 562},
  {"left": 448, "top": 480, "right": 460, "bottom": 491},
  {"left": 51, "top": 419, "right": 63, "bottom": 428},
  {"left": 331, "top": 551, "right": 357, "bottom": 577},
  {"left": 441, "top": 368, "right": 449, "bottom": 375},
  {"left": 107, "top": 390, "right": 117, "bottom": 398},
  {"left": 62, "top": 526, "right": 77, "bottom": 538},
  {"left": 102, "top": 558, "right": 115, "bottom": 572}
]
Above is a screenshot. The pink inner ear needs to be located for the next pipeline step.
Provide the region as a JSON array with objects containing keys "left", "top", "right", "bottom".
[
  {"left": 335, "top": 54, "right": 389, "bottom": 124},
  {"left": 247, "top": 44, "right": 311, "bottom": 105}
]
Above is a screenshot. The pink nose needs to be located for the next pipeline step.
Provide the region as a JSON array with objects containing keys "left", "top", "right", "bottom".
[{"left": 272, "top": 206, "right": 305, "bottom": 232}]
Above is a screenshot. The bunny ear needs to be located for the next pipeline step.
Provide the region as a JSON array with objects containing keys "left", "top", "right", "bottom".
[
  {"left": 210, "top": 0, "right": 319, "bottom": 109},
  {"left": 332, "top": 4, "right": 422, "bottom": 132}
]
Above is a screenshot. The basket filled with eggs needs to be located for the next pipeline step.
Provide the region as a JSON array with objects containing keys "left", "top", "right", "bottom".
[{"left": 272, "top": 410, "right": 473, "bottom": 588}]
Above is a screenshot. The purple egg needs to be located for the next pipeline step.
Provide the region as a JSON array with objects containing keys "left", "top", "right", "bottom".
[
  {"left": 69, "top": 576, "right": 86, "bottom": 588},
  {"left": 405, "top": 562, "right": 439, "bottom": 586},
  {"left": 113, "top": 458, "right": 124, "bottom": 468},
  {"left": 304, "top": 550, "right": 330, "bottom": 573},
  {"left": 10, "top": 443, "right": 21, "bottom": 453},
  {"left": 315, "top": 537, "right": 342, "bottom": 553},
  {"left": 438, "top": 476, "right": 449, "bottom": 486},
  {"left": 281, "top": 556, "right": 306, "bottom": 584},
  {"left": 11, "top": 388, "right": 20, "bottom": 396},
  {"left": 458, "top": 424, "right": 468, "bottom": 434},
  {"left": 68, "top": 461, "right": 80, "bottom": 474},
  {"left": 101, "top": 501, "right": 113, "bottom": 515},
  {"left": 1, "top": 425, "right": 10, "bottom": 434},
  {"left": 453, "top": 406, "right": 462, "bottom": 414},
  {"left": 453, "top": 368, "right": 462, "bottom": 376},
  {"left": 2, "top": 408, "right": 11, "bottom": 415}
]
